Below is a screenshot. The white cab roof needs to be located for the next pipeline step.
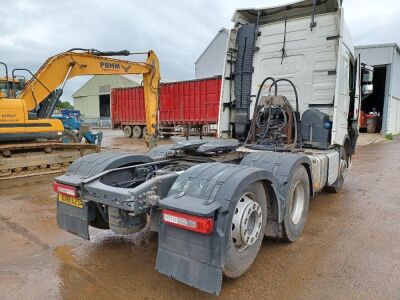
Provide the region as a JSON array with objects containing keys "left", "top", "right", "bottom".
[{"left": 233, "top": 0, "right": 341, "bottom": 24}]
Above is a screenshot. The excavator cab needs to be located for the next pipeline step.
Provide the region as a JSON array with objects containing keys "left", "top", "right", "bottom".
[{"left": 0, "top": 62, "right": 25, "bottom": 98}]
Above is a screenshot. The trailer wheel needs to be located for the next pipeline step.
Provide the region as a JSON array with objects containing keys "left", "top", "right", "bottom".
[
  {"left": 142, "top": 126, "right": 147, "bottom": 137},
  {"left": 61, "top": 130, "right": 78, "bottom": 143},
  {"left": 123, "top": 126, "right": 133, "bottom": 138},
  {"left": 131, "top": 126, "right": 142, "bottom": 139},
  {"left": 326, "top": 148, "right": 347, "bottom": 193},
  {"left": 223, "top": 181, "right": 267, "bottom": 278},
  {"left": 283, "top": 165, "right": 310, "bottom": 242}
]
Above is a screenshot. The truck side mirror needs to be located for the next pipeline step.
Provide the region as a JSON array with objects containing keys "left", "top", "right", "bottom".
[{"left": 361, "top": 64, "right": 373, "bottom": 96}]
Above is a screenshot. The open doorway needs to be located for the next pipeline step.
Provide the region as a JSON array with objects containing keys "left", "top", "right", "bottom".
[
  {"left": 360, "top": 66, "right": 387, "bottom": 133},
  {"left": 99, "top": 94, "right": 111, "bottom": 118}
]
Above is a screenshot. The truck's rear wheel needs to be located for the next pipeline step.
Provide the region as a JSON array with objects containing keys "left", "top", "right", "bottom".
[
  {"left": 123, "top": 126, "right": 133, "bottom": 138},
  {"left": 132, "top": 126, "right": 143, "bottom": 138},
  {"left": 223, "top": 181, "right": 267, "bottom": 278},
  {"left": 283, "top": 165, "right": 310, "bottom": 242}
]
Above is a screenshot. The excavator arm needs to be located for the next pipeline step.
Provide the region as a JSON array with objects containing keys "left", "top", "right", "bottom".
[{"left": 19, "top": 49, "right": 160, "bottom": 146}]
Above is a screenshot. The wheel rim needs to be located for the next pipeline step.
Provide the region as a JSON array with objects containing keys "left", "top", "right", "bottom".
[
  {"left": 291, "top": 181, "right": 305, "bottom": 225},
  {"left": 231, "top": 192, "right": 263, "bottom": 252}
]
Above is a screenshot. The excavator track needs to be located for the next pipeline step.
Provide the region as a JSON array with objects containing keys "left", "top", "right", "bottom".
[{"left": 0, "top": 142, "right": 100, "bottom": 181}]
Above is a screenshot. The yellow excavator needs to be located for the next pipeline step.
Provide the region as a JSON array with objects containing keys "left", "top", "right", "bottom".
[{"left": 0, "top": 49, "right": 160, "bottom": 180}]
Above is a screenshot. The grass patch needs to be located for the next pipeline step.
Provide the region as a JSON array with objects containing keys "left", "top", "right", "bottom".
[{"left": 385, "top": 133, "right": 393, "bottom": 140}]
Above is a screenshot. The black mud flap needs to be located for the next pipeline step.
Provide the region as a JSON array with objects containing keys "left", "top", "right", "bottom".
[
  {"left": 156, "top": 247, "right": 222, "bottom": 295},
  {"left": 57, "top": 201, "right": 90, "bottom": 240},
  {"left": 155, "top": 163, "right": 280, "bottom": 295}
]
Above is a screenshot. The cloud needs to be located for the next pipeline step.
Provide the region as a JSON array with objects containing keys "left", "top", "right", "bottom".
[{"left": 1, "top": 0, "right": 399, "bottom": 101}]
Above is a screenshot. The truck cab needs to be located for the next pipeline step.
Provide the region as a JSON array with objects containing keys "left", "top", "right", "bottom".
[{"left": 219, "top": 0, "right": 371, "bottom": 158}]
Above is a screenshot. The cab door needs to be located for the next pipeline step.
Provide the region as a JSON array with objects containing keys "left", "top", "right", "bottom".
[{"left": 332, "top": 8, "right": 351, "bottom": 147}]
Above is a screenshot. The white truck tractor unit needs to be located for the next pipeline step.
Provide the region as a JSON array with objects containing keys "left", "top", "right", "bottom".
[{"left": 54, "top": 0, "right": 373, "bottom": 295}]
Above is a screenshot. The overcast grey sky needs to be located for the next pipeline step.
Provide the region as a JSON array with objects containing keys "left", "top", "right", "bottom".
[{"left": 1, "top": 0, "right": 400, "bottom": 101}]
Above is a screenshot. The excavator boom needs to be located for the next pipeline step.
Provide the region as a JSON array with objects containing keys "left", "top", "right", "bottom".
[{"left": 18, "top": 49, "right": 160, "bottom": 140}]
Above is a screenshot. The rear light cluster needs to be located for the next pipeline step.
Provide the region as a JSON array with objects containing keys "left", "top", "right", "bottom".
[
  {"left": 53, "top": 182, "right": 77, "bottom": 197},
  {"left": 162, "top": 209, "right": 214, "bottom": 234}
]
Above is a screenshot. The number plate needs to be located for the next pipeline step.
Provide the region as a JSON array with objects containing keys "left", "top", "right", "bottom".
[{"left": 58, "top": 194, "right": 84, "bottom": 209}]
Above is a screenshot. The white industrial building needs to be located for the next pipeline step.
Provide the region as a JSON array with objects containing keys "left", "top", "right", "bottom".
[
  {"left": 73, "top": 75, "right": 139, "bottom": 127},
  {"left": 195, "top": 28, "right": 229, "bottom": 79},
  {"left": 356, "top": 44, "right": 400, "bottom": 135}
]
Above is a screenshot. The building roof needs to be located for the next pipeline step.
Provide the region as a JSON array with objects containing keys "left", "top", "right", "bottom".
[
  {"left": 195, "top": 28, "right": 229, "bottom": 64},
  {"left": 72, "top": 75, "right": 139, "bottom": 98},
  {"left": 355, "top": 43, "right": 400, "bottom": 54}
]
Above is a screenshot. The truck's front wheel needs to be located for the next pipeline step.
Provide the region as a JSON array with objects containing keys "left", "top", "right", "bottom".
[
  {"left": 223, "top": 181, "right": 267, "bottom": 278},
  {"left": 283, "top": 165, "right": 310, "bottom": 242}
]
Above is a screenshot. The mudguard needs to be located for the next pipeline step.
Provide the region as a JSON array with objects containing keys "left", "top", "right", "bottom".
[
  {"left": 240, "top": 151, "right": 312, "bottom": 223},
  {"left": 57, "top": 152, "right": 153, "bottom": 183},
  {"left": 156, "top": 162, "right": 279, "bottom": 295},
  {"left": 56, "top": 152, "right": 153, "bottom": 239}
]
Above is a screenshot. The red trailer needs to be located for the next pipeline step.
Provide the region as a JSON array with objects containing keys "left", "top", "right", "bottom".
[{"left": 112, "top": 77, "right": 221, "bottom": 138}]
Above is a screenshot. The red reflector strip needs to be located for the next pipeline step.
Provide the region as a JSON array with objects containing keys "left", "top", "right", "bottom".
[
  {"left": 53, "top": 182, "right": 77, "bottom": 197},
  {"left": 162, "top": 209, "right": 214, "bottom": 234}
]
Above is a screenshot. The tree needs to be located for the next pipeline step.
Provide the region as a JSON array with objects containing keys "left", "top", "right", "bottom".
[{"left": 56, "top": 100, "right": 74, "bottom": 110}]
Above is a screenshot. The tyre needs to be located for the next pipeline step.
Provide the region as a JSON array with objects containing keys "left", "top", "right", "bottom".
[
  {"left": 123, "top": 126, "right": 133, "bottom": 138},
  {"left": 61, "top": 130, "right": 78, "bottom": 143},
  {"left": 223, "top": 181, "right": 267, "bottom": 278},
  {"left": 108, "top": 207, "right": 147, "bottom": 235},
  {"left": 142, "top": 126, "right": 147, "bottom": 137},
  {"left": 326, "top": 147, "right": 347, "bottom": 193},
  {"left": 283, "top": 165, "right": 310, "bottom": 242},
  {"left": 132, "top": 125, "right": 143, "bottom": 139}
]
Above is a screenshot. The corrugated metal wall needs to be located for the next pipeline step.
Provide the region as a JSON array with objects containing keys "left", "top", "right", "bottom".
[
  {"left": 72, "top": 75, "right": 139, "bottom": 126},
  {"left": 388, "top": 48, "right": 400, "bottom": 134},
  {"left": 74, "top": 95, "right": 99, "bottom": 119},
  {"left": 111, "top": 77, "right": 221, "bottom": 127},
  {"left": 195, "top": 30, "right": 229, "bottom": 79}
]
